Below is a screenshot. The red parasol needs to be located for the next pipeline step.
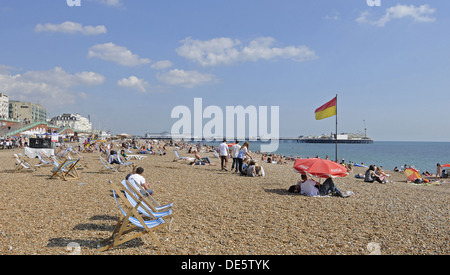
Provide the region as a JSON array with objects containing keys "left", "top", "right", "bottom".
[
  {"left": 293, "top": 158, "right": 348, "bottom": 178},
  {"left": 404, "top": 168, "right": 421, "bottom": 182},
  {"left": 441, "top": 164, "right": 450, "bottom": 168}
]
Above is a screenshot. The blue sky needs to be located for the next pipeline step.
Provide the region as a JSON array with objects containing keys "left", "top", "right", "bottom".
[{"left": 1, "top": 0, "right": 449, "bottom": 141}]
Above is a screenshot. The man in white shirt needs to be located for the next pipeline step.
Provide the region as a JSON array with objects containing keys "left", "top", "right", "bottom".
[
  {"left": 230, "top": 141, "right": 241, "bottom": 172},
  {"left": 129, "top": 167, "right": 153, "bottom": 196},
  {"left": 219, "top": 139, "right": 230, "bottom": 171},
  {"left": 293, "top": 174, "right": 319, "bottom": 196},
  {"left": 300, "top": 179, "right": 320, "bottom": 196}
]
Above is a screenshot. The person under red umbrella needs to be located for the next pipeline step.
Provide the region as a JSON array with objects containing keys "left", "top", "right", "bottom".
[{"left": 292, "top": 173, "right": 347, "bottom": 197}]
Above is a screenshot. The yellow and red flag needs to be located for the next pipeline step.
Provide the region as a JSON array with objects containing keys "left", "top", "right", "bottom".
[{"left": 315, "top": 97, "right": 337, "bottom": 120}]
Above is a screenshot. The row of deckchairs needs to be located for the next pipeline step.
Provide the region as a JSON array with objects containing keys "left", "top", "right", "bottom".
[
  {"left": 14, "top": 152, "right": 80, "bottom": 181},
  {"left": 97, "top": 178, "right": 174, "bottom": 252}
]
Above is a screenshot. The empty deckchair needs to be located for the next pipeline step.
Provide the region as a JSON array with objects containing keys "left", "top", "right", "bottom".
[
  {"left": 96, "top": 181, "right": 166, "bottom": 252},
  {"left": 117, "top": 154, "right": 135, "bottom": 169},
  {"left": 173, "top": 150, "right": 188, "bottom": 160},
  {"left": 50, "top": 158, "right": 80, "bottom": 180},
  {"left": 35, "top": 151, "right": 54, "bottom": 168},
  {"left": 14, "top": 154, "right": 35, "bottom": 173},
  {"left": 126, "top": 154, "right": 147, "bottom": 160}
]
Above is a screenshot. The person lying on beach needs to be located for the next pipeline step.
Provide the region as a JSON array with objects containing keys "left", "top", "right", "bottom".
[
  {"left": 364, "top": 165, "right": 385, "bottom": 183},
  {"left": 290, "top": 175, "right": 348, "bottom": 197},
  {"left": 194, "top": 151, "right": 210, "bottom": 163},
  {"left": 319, "top": 177, "right": 347, "bottom": 197},
  {"left": 190, "top": 161, "right": 217, "bottom": 166},
  {"left": 295, "top": 174, "right": 320, "bottom": 196}
]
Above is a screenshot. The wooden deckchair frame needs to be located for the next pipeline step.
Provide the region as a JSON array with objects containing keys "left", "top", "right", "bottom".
[
  {"left": 50, "top": 158, "right": 80, "bottom": 180},
  {"left": 121, "top": 180, "right": 173, "bottom": 230},
  {"left": 96, "top": 181, "right": 166, "bottom": 252},
  {"left": 13, "top": 154, "right": 35, "bottom": 173}
]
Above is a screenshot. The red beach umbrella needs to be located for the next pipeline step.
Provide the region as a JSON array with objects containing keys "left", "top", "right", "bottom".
[
  {"left": 404, "top": 168, "right": 421, "bottom": 182},
  {"left": 442, "top": 164, "right": 450, "bottom": 168},
  {"left": 293, "top": 158, "right": 349, "bottom": 178}
]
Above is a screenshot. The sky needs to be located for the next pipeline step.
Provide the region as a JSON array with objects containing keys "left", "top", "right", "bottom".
[{"left": 0, "top": 0, "right": 449, "bottom": 141}]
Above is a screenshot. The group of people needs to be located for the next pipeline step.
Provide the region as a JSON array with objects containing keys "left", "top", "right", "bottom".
[
  {"left": 354, "top": 165, "right": 390, "bottom": 183},
  {"left": 217, "top": 139, "right": 265, "bottom": 177}
]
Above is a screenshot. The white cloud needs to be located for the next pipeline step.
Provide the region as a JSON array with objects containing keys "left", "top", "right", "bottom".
[
  {"left": 118, "top": 76, "right": 149, "bottom": 92},
  {"left": 35, "top": 21, "right": 107, "bottom": 35},
  {"left": 176, "top": 37, "right": 317, "bottom": 66},
  {"left": 0, "top": 66, "right": 104, "bottom": 105},
  {"left": 357, "top": 4, "right": 436, "bottom": 27},
  {"left": 325, "top": 11, "right": 340, "bottom": 21},
  {"left": 151, "top": 60, "right": 174, "bottom": 70},
  {"left": 157, "top": 69, "right": 217, "bottom": 88},
  {"left": 88, "top": 0, "right": 123, "bottom": 7},
  {"left": 88, "top": 42, "right": 151, "bottom": 66}
]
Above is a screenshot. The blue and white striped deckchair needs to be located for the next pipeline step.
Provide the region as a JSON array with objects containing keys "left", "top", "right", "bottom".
[
  {"left": 117, "top": 154, "right": 134, "bottom": 167},
  {"left": 127, "top": 178, "right": 173, "bottom": 212},
  {"left": 99, "top": 156, "right": 119, "bottom": 173},
  {"left": 174, "top": 150, "right": 188, "bottom": 160},
  {"left": 96, "top": 181, "right": 166, "bottom": 252},
  {"left": 13, "top": 154, "right": 35, "bottom": 172},
  {"left": 120, "top": 180, "right": 173, "bottom": 219},
  {"left": 35, "top": 151, "right": 53, "bottom": 167},
  {"left": 50, "top": 158, "right": 80, "bottom": 180}
]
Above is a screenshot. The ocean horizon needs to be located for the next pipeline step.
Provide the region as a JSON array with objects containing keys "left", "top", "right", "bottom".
[{"left": 202, "top": 140, "right": 450, "bottom": 174}]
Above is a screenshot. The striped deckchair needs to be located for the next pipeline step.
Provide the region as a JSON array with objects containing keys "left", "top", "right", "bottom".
[
  {"left": 50, "top": 158, "right": 80, "bottom": 180},
  {"left": 126, "top": 178, "right": 173, "bottom": 212},
  {"left": 99, "top": 156, "right": 119, "bottom": 173},
  {"left": 96, "top": 181, "right": 166, "bottom": 252},
  {"left": 120, "top": 180, "right": 173, "bottom": 221},
  {"left": 35, "top": 151, "right": 54, "bottom": 167},
  {"left": 13, "top": 154, "right": 35, "bottom": 173}
]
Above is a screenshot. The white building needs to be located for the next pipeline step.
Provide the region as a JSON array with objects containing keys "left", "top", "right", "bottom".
[
  {"left": 50, "top": 113, "right": 92, "bottom": 132},
  {"left": 0, "top": 93, "right": 8, "bottom": 119}
]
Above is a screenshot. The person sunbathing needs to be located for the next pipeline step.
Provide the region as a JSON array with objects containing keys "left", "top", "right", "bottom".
[{"left": 194, "top": 151, "right": 210, "bottom": 163}]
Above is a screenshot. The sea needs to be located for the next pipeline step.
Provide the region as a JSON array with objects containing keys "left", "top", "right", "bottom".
[{"left": 202, "top": 140, "right": 450, "bottom": 174}]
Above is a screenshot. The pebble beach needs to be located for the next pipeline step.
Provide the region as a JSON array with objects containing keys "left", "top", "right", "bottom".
[{"left": 0, "top": 146, "right": 448, "bottom": 255}]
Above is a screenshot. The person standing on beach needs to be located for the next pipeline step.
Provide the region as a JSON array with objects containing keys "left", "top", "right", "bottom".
[
  {"left": 436, "top": 163, "right": 442, "bottom": 179},
  {"left": 237, "top": 141, "right": 253, "bottom": 174},
  {"left": 219, "top": 139, "right": 230, "bottom": 171},
  {"left": 230, "top": 141, "right": 241, "bottom": 173}
]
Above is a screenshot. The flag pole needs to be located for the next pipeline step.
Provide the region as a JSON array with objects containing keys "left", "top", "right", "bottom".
[{"left": 335, "top": 94, "right": 338, "bottom": 162}]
